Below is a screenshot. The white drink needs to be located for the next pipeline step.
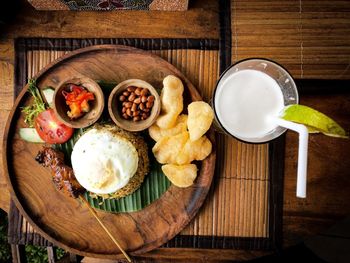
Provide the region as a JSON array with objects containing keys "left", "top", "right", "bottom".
[{"left": 214, "top": 69, "right": 284, "bottom": 140}]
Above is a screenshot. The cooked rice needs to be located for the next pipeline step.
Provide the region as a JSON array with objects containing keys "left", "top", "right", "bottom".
[{"left": 88, "top": 124, "right": 149, "bottom": 199}]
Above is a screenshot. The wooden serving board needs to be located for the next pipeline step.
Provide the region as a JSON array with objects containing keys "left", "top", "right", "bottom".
[{"left": 3, "top": 45, "right": 216, "bottom": 258}]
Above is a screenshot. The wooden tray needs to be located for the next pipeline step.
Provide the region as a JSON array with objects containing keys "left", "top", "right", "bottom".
[{"left": 3, "top": 45, "right": 216, "bottom": 258}]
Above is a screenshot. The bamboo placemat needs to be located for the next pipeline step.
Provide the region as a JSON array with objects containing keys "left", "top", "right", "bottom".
[
  {"left": 230, "top": 0, "right": 350, "bottom": 79},
  {"left": 8, "top": 37, "right": 283, "bottom": 251}
]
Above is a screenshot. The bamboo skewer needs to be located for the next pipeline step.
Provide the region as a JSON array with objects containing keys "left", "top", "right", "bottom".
[{"left": 79, "top": 196, "right": 132, "bottom": 262}]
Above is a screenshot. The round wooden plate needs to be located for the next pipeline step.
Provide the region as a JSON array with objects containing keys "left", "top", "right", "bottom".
[{"left": 3, "top": 45, "right": 216, "bottom": 258}]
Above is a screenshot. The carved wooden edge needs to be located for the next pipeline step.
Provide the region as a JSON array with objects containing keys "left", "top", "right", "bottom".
[{"left": 3, "top": 44, "right": 216, "bottom": 259}]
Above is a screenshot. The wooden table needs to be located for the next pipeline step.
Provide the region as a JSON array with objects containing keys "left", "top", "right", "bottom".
[{"left": 1, "top": 0, "right": 350, "bottom": 262}]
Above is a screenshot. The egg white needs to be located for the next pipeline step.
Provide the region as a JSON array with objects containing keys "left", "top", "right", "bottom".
[{"left": 71, "top": 128, "right": 139, "bottom": 194}]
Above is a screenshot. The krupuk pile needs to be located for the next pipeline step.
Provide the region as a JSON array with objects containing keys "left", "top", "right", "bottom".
[{"left": 149, "top": 75, "right": 214, "bottom": 187}]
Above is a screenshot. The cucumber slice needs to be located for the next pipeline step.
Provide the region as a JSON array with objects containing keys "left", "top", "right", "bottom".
[
  {"left": 42, "top": 87, "right": 55, "bottom": 108},
  {"left": 19, "top": 128, "right": 44, "bottom": 143}
]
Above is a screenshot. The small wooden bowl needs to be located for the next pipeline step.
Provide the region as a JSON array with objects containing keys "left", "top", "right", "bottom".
[
  {"left": 53, "top": 77, "right": 104, "bottom": 128},
  {"left": 108, "top": 79, "right": 161, "bottom": 132}
]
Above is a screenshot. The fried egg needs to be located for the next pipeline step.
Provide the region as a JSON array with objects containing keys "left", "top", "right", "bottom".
[{"left": 71, "top": 128, "right": 139, "bottom": 194}]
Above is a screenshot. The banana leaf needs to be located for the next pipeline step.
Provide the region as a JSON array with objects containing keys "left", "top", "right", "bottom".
[{"left": 54, "top": 82, "right": 170, "bottom": 213}]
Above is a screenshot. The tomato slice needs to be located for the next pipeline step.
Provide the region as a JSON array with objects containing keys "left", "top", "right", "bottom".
[{"left": 34, "top": 109, "right": 74, "bottom": 144}]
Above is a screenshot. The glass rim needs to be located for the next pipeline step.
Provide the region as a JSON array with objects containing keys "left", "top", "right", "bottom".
[{"left": 212, "top": 58, "right": 299, "bottom": 144}]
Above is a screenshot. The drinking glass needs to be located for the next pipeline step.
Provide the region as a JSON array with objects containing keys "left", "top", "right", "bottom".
[{"left": 212, "top": 58, "right": 299, "bottom": 143}]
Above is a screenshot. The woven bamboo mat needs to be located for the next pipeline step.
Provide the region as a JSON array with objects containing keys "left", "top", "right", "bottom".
[
  {"left": 8, "top": 36, "right": 283, "bottom": 251},
  {"left": 230, "top": 0, "right": 350, "bottom": 79}
]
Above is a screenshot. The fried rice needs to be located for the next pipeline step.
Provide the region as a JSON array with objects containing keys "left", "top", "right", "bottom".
[{"left": 88, "top": 124, "right": 149, "bottom": 199}]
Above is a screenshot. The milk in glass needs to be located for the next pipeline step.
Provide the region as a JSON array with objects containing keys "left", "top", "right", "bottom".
[{"left": 214, "top": 69, "right": 284, "bottom": 140}]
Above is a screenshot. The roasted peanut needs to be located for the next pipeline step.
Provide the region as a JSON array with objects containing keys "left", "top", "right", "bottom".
[
  {"left": 147, "top": 95, "right": 155, "bottom": 102},
  {"left": 139, "top": 103, "right": 145, "bottom": 111},
  {"left": 141, "top": 95, "right": 147, "bottom": 103},
  {"left": 127, "top": 86, "right": 136, "bottom": 92},
  {"left": 141, "top": 88, "right": 148, "bottom": 96},
  {"left": 128, "top": 94, "right": 136, "bottom": 101},
  {"left": 135, "top": 87, "right": 142, "bottom": 95},
  {"left": 146, "top": 101, "right": 153, "bottom": 108},
  {"left": 131, "top": 103, "right": 137, "bottom": 112},
  {"left": 118, "top": 87, "right": 154, "bottom": 122},
  {"left": 124, "top": 102, "right": 132, "bottom": 108}
]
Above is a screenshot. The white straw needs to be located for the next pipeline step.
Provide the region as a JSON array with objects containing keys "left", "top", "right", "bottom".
[{"left": 273, "top": 117, "right": 309, "bottom": 198}]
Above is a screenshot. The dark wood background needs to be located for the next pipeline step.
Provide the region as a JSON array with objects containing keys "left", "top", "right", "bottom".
[{"left": 1, "top": 0, "right": 350, "bottom": 262}]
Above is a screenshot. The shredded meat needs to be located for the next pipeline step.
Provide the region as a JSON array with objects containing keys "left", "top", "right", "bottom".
[{"left": 35, "top": 147, "right": 84, "bottom": 198}]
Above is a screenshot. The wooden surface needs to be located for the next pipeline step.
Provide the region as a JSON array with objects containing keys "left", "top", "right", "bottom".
[
  {"left": 53, "top": 77, "right": 105, "bottom": 129},
  {"left": 80, "top": 248, "right": 269, "bottom": 263},
  {"left": 28, "top": 0, "right": 189, "bottom": 11},
  {"left": 231, "top": 0, "right": 350, "bottom": 79},
  {"left": 1, "top": 0, "right": 350, "bottom": 261},
  {"left": 13, "top": 41, "right": 271, "bottom": 246},
  {"left": 230, "top": 0, "right": 350, "bottom": 247},
  {"left": 0, "top": 0, "right": 218, "bottom": 213},
  {"left": 8, "top": 43, "right": 274, "bottom": 261},
  {"left": 283, "top": 82, "right": 350, "bottom": 246},
  {"left": 107, "top": 79, "right": 161, "bottom": 132},
  {"left": 3, "top": 45, "right": 216, "bottom": 258}
]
